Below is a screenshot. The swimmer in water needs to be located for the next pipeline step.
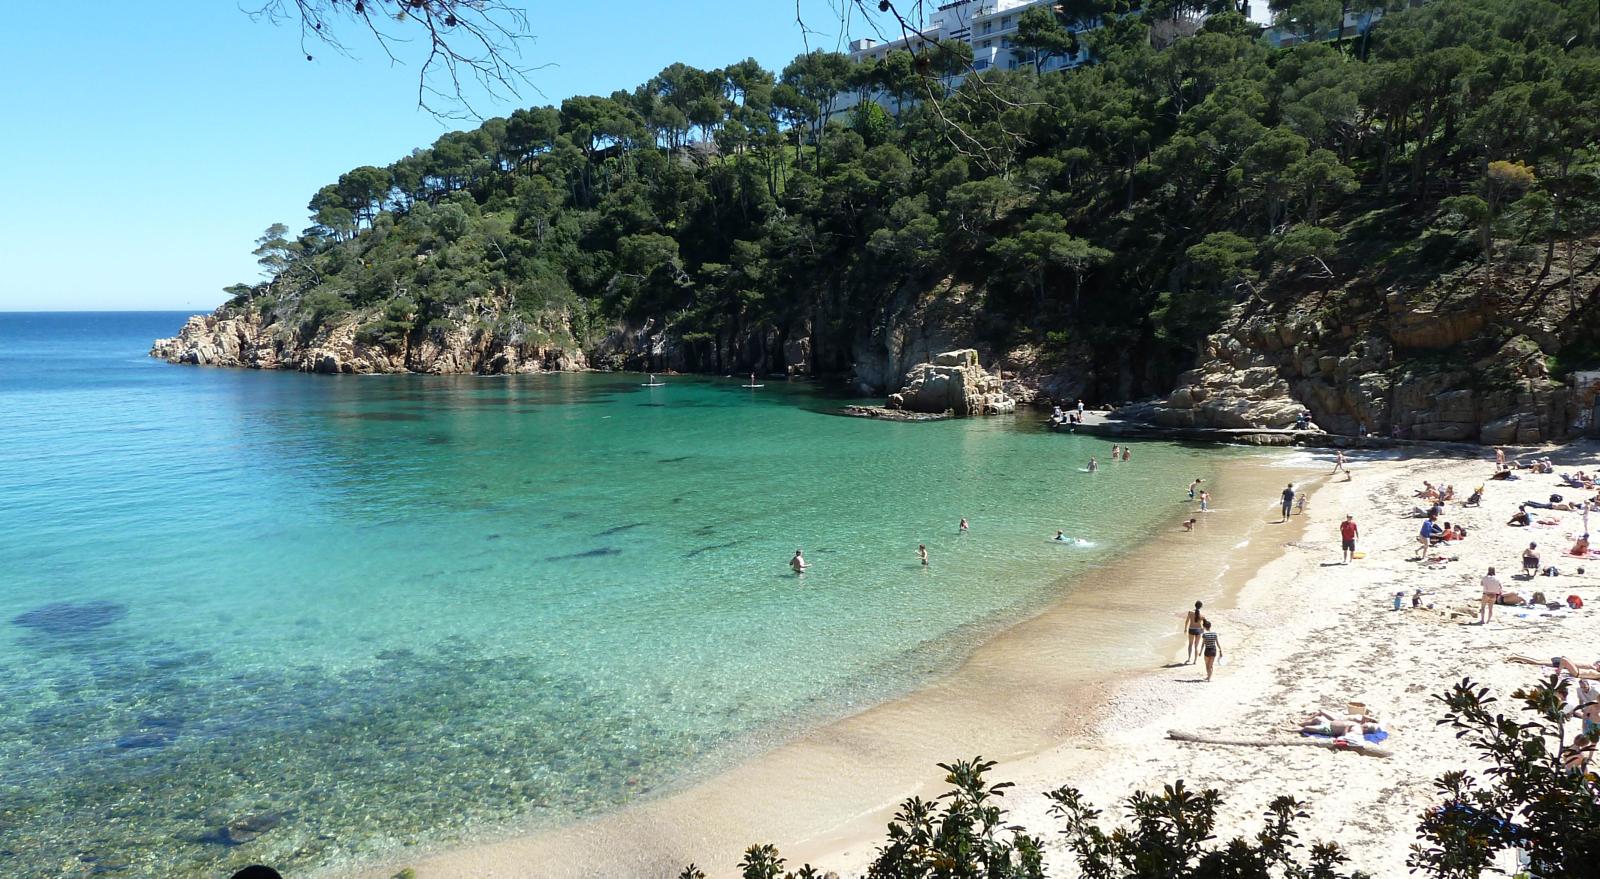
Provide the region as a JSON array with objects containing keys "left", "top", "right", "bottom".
[
  {"left": 1088, "top": 457, "right": 1098, "bottom": 472},
  {"left": 959, "top": 517, "right": 969, "bottom": 534},
  {"left": 918, "top": 544, "right": 928, "bottom": 566},
  {"left": 1112, "top": 444, "right": 1120, "bottom": 459},
  {"left": 1054, "top": 530, "right": 1068, "bottom": 541},
  {"left": 1122, "top": 448, "right": 1130, "bottom": 462},
  {"left": 790, "top": 549, "right": 808, "bottom": 574}
]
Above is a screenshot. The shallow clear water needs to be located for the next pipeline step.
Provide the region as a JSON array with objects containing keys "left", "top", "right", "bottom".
[{"left": 0, "top": 313, "right": 1235, "bottom": 877}]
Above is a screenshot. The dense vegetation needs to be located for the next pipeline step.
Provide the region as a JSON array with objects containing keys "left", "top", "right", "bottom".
[{"left": 233, "top": 0, "right": 1600, "bottom": 394}]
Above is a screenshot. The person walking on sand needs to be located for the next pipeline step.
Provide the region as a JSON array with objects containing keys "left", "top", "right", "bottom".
[
  {"left": 1480, "top": 566, "right": 1503, "bottom": 624},
  {"left": 790, "top": 549, "right": 809, "bottom": 574},
  {"left": 1332, "top": 450, "right": 1347, "bottom": 474},
  {"left": 917, "top": 544, "right": 928, "bottom": 566},
  {"left": 1281, "top": 483, "right": 1296, "bottom": 521},
  {"left": 959, "top": 517, "right": 969, "bottom": 534},
  {"left": 1077, "top": 399, "right": 1085, "bottom": 416},
  {"left": 1201, "top": 619, "right": 1222, "bottom": 680},
  {"left": 1340, "top": 515, "right": 1359, "bottom": 563},
  {"left": 1182, "top": 601, "right": 1206, "bottom": 664}
]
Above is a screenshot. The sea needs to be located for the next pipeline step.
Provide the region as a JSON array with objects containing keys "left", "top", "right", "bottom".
[{"left": 0, "top": 311, "right": 1242, "bottom": 878}]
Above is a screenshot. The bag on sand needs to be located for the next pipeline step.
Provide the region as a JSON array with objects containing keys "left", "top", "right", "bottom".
[{"left": 1569, "top": 595, "right": 1585, "bottom": 609}]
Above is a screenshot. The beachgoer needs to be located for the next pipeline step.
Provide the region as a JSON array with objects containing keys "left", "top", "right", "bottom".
[
  {"left": 1416, "top": 516, "right": 1441, "bottom": 557},
  {"left": 1480, "top": 567, "right": 1502, "bottom": 624},
  {"left": 1296, "top": 491, "right": 1308, "bottom": 515},
  {"left": 1199, "top": 490, "right": 1210, "bottom": 513},
  {"left": 1088, "top": 457, "right": 1098, "bottom": 473},
  {"left": 1299, "top": 716, "right": 1381, "bottom": 737},
  {"left": 1412, "top": 588, "right": 1424, "bottom": 608},
  {"left": 1183, "top": 518, "right": 1197, "bottom": 532},
  {"left": 790, "top": 549, "right": 809, "bottom": 574},
  {"left": 1509, "top": 505, "right": 1531, "bottom": 527},
  {"left": 1122, "top": 448, "right": 1130, "bottom": 462},
  {"left": 1188, "top": 478, "right": 1202, "bottom": 499},
  {"left": 1572, "top": 534, "right": 1591, "bottom": 557},
  {"left": 1077, "top": 399, "right": 1085, "bottom": 415},
  {"left": 959, "top": 517, "right": 969, "bottom": 534},
  {"left": 1182, "top": 601, "right": 1205, "bottom": 665},
  {"left": 1466, "top": 486, "right": 1483, "bottom": 506},
  {"left": 1523, "top": 542, "right": 1541, "bottom": 577},
  {"left": 1393, "top": 591, "right": 1405, "bottom": 611},
  {"left": 1112, "top": 444, "right": 1120, "bottom": 459},
  {"left": 1201, "top": 619, "right": 1222, "bottom": 680},
  {"left": 1332, "top": 450, "right": 1347, "bottom": 474},
  {"left": 918, "top": 544, "right": 928, "bottom": 566},
  {"left": 1054, "top": 530, "right": 1068, "bottom": 541},
  {"left": 1357, "top": 422, "right": 1369, "bottom": 439},
  {"left": 1496, "top": 446, "right": 1506, "bottom": 467},
  {"left": 1281, "top": 483, "right": 1296, "bottom": 521},
  {"left": 1340, "top": 515, "right": 1359, "bottom": 563}
]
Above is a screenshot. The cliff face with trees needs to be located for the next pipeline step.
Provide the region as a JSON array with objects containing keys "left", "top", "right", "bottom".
[{"left": 155, "top": 0, "right": 1600, "bottom": 439}]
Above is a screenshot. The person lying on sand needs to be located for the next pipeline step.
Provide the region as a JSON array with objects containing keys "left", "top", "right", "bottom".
[
  {"left": 1298, "top": 716, "right": 1382, "bottom": 737},
  {"left": 1415, "top": 481, "right": 1438, "bottom": 500},
  {"left": 1506, "top": 655, "right": 1600, "bottom": 679}
]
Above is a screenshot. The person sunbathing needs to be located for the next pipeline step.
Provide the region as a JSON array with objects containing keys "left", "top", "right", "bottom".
[
  {"left": 1298, "top": 715, "right": 1382, "bottom": 737},
  {"left": 1506, "top": 656, "right": 1600, "bottom": 679},
  {"left": 1441, "top": 485, "right": 1456, "bottom": 501},
  {"left": 1466, "top": 486, "right": 1483, "bottom": 506},
  {"left": 1573, "top": 534, "right": 1592, "bottom": 557}
]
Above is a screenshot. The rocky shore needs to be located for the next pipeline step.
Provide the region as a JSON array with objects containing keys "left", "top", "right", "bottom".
[{"left": 151, "top": 306, "right": 586, "bottom": 375}]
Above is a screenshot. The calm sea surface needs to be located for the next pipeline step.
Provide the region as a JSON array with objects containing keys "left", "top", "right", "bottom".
[{"left": 0, "top": 312, "right": 1238, "bottom": 877}]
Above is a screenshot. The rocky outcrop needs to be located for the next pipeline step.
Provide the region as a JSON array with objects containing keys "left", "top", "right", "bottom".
[
  {"left": 886, "top": 349, "right": 1016, "bottom": 416},
  {"left": 1120, "top": 256, "right": 1588, "bottom": 444},
  {"left": 152, "top": 300, "right": 586, "bottom": 375}
]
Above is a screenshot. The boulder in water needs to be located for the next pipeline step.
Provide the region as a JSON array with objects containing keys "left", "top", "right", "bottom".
[
  {"left": 886, "top": 349, "right": 1015, "bottom": 416},
  {"left": 11, "top": 600, "right": 128, "bottom": 636}
]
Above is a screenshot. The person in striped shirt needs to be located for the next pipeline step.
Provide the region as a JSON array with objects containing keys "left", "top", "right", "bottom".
[{"left": 1201, "top": 619, "right": 1223, "bottom": 681}]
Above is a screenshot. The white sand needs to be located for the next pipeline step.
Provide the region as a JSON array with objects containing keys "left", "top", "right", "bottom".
[
  {"left": 809, "top": 445, "right": 1600, "bottom": 878},
  {"left": 351, "top": 442, "right": 1600, "bottom": 879}
]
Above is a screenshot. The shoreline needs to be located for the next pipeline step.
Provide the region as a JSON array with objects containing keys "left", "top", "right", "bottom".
[{"left": 345, "top": 449, "right": 1326, "bottom": 879}]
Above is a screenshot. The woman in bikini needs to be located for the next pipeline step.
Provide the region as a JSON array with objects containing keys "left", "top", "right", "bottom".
[{"left": 1182, "top": 600, "right": 1205, "bottom": 665}]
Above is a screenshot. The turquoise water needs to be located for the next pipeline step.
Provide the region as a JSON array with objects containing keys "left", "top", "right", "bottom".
[{"left": 0, "top": 313, "right": 1232, "bottom": 878}]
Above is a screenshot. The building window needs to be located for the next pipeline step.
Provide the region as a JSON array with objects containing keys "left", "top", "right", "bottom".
[
  {"left": 1000, "top": 15, "right": 1010, "bottom": 27},
  {"left": 1008, "top": 58, "right": 1018, "bottom": 69},
  {"left": 1000, "top": 37, "right": 1011, "bottom": 47},
  {"left": 980, "top": 39, "right": 992, "bottom": 48},
  {"left": 982, "top": 21, "right": 992, "bottom": 33},
  {"left": 974, "top": 58, "right": 990, "bottom": 69}
]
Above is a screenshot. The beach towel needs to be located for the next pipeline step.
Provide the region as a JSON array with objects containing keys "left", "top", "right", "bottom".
[{"left": 1301, "top": 728, "right": 1389, "bottom": 745}]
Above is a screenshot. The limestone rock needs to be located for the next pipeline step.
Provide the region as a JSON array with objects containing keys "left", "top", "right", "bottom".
[{"left": 887, "top": 349, "right": 1015, "bottom": 416}]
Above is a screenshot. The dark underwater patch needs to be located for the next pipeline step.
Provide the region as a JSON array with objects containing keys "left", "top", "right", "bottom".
[{"left": 11, "top": 600, "right": 128, "bottom": 636}]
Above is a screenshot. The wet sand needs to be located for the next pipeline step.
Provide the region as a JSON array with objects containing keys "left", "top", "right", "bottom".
[{"left": 347, "top": 450, "right": 1323, "bottom": 879}]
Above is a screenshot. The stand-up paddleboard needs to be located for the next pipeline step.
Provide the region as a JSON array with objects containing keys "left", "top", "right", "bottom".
[
  {"left": 641, "top": 374, "right": 666, "bottom": 387},
  {"left": 742, "top": 373, "right": 764, "bottom": 388},
  {"left": 741, "top": 383, "right": 765, "bottom": 388}
]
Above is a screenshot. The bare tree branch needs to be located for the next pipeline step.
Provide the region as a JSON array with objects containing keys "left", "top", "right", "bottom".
[{"left": 247, "top": 0, "right": 547, "bottom": 118}]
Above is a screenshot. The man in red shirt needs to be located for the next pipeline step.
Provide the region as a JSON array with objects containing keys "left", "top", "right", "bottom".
[{"left": 1340, "top": 515, "right": 1359, "bottom": 563}]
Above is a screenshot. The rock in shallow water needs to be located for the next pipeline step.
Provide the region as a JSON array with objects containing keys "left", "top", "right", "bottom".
[{"left": 11, "top": 600, "right": 128, "bottom": 636}]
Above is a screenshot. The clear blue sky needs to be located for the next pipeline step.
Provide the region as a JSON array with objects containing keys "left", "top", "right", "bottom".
[{"left": 0, "top": 1, "right": 882, "bottom": 311}]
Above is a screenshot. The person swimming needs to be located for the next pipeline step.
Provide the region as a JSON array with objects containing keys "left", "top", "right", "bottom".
[
  {"left": 959, "top": 517, "right": 969, "bottom": 534},
  {"left": 1088, "top": 457, "right": 1098, "bottom": 472},
  {"left": 790, "top": 549, "right": 808, "bottom": 574}
]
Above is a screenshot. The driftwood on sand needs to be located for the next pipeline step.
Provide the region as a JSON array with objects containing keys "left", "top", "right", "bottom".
[{"left": 1167, "top": 729, "right": 1393, "bottom": 758}]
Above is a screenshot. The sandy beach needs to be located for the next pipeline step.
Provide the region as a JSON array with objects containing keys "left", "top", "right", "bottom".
[{"left": 351, "top": 440, "right": 1600, "bottom": 879}]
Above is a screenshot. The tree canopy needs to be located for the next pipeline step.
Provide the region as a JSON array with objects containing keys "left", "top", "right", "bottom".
[{"left": 228, "top": 0, "right": 1600, "bottom": 393}]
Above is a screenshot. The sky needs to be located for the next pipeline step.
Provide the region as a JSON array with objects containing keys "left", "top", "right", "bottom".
[{"left": 0, "top": 0, "right": 889, "bottom": 311}]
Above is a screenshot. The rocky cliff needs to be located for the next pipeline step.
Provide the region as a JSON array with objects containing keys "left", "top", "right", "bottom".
[
  {"left": 1120, "top": 248, "right": 1599, "bottom": 444},
  {"left": 152, "top": 299, "right": 586, "bottom": 375},
  {"left": 887, "top": 349, "right": 1017, "bottom": 416}
]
